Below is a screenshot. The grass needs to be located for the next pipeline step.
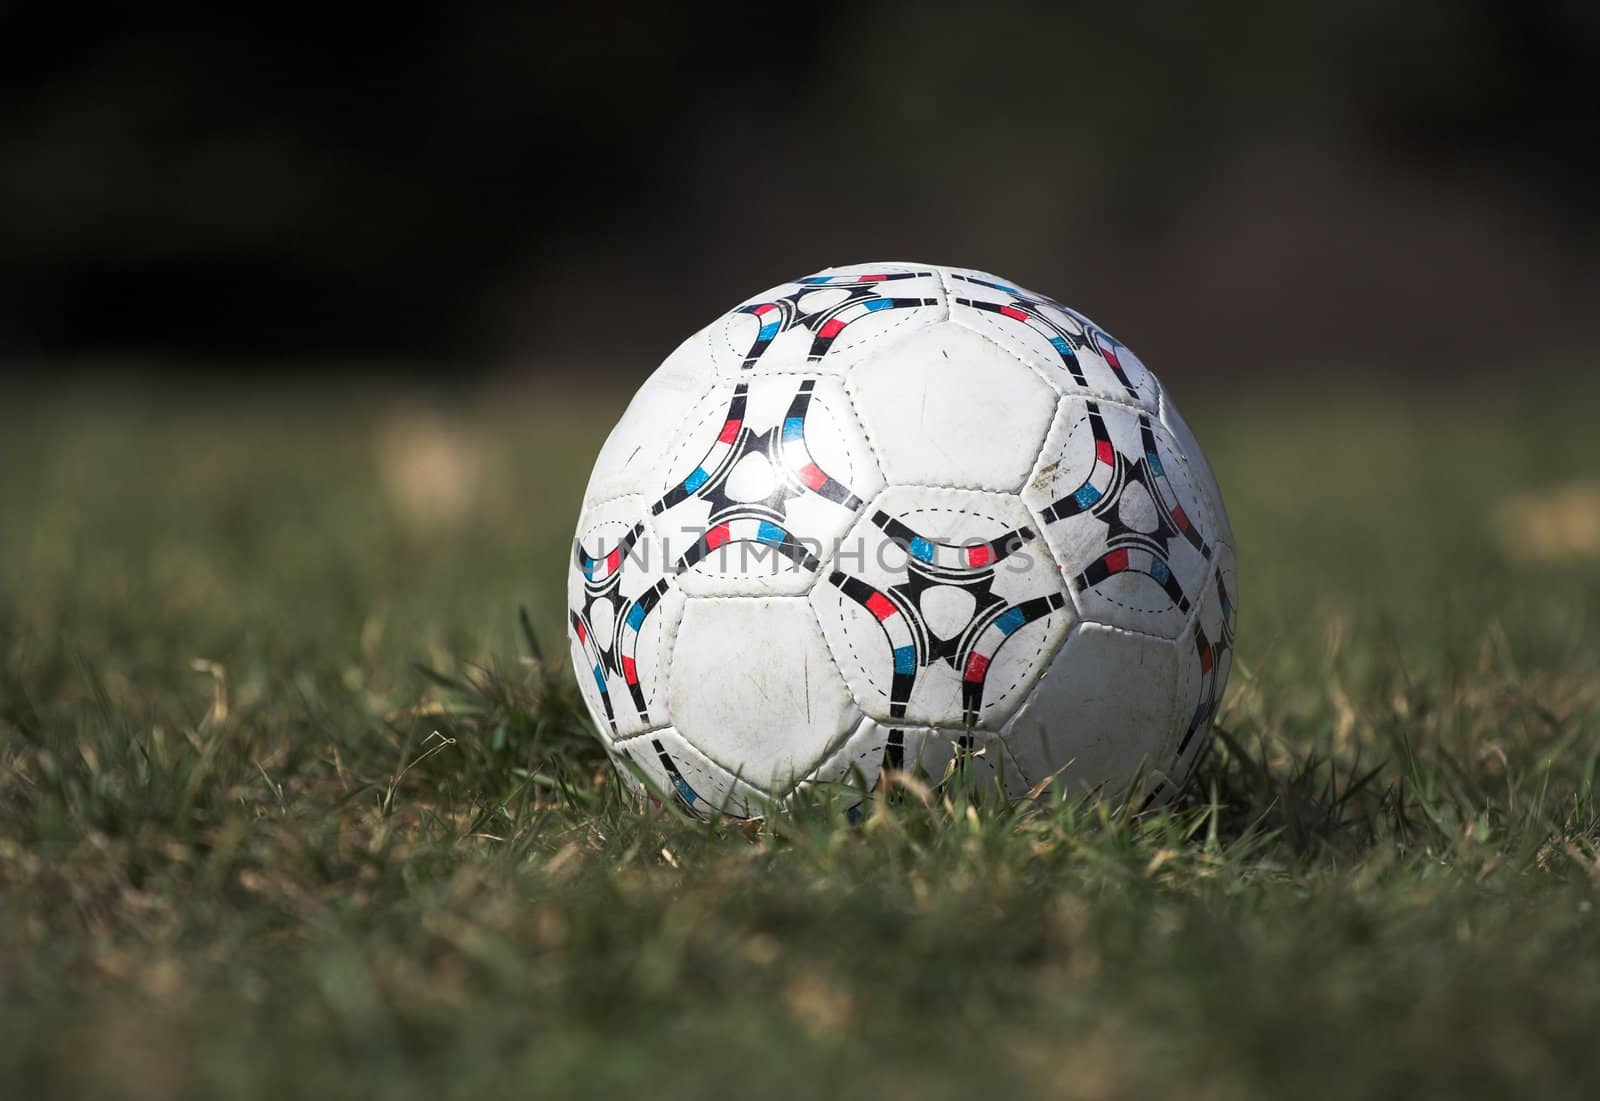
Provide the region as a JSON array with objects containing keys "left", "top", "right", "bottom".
[{"left": 3, "top": 371, "right": 1599, "bottom": 1099}]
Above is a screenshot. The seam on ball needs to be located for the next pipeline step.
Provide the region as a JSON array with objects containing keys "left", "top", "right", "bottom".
[
  {"left": 945, "top": 311, "right": 1161, "bottom": 413},
  {"left": 1073, "top": 618, "right": 1182, "bottom": 644},
  {"left": 578, "top": 489, "right": 649, "bottom": 514}
]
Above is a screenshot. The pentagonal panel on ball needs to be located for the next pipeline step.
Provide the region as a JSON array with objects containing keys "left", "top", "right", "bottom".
[
  {"left": 811, "top": 486, "right": 1074, "bottom": 733},
  {"left": 1023, "top": 397, "right": 1216, "bottom": 640},
  {"left": 567, "top": 495, "right": 685, "bottom": 740},
  {"left": 583, "top": 329, "right": 718, "bottom": 503},
  {"left": 703, "top": 262, "right": 947, "bottom": 378},
  {"left": 846, "top": 320, "right": 1058, "bottom": 493},
  {"left": 652, "top": 375, "right": 882, "bottom": 596},
  {"left": 944, "top": 266, "right": 1161, "bottom": 412},
  {"left": 1002, "top": 622, "right": 1179, "bottom": 801},
  {"left": 668, "top": 596, "right": 861, "bottom": 795}
]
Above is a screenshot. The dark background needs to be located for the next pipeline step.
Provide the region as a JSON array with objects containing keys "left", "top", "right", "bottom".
[{"left": 4, "top": 2, "right": 1597, "bottom": 379}]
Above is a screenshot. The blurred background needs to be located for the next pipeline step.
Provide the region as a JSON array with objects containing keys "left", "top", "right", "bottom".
[
  {"left": 4, "top": 1, "right": 1597, "bottom": 380},
  {"left": 5, "top": 0, "right": 1599, "bottom": 666}
]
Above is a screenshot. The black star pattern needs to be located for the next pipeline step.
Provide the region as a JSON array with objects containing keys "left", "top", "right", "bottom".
[
  {"left": 733, "top": 271, "right": 938, "bottom": 370},
  {"left": 654, "top": 379, "right": 864, "bottom": 574},
  {"left": 1040, "top": 401, "right": 1211, "bottom": 614},
  {"left": 827, "top": 510, "right": 1066, "bottom": 773},
  {"left": 569, "top": 522, "right": 670, "bottom": 734}
]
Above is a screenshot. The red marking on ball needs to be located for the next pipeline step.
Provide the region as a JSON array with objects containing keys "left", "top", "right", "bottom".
[{"left": 865, "top": 593, "right": 897, "bottom": 622}]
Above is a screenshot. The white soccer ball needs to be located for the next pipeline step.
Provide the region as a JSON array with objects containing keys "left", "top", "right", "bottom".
[{"left": 568, "top": 263, "right": 1235, "bottom": 815}]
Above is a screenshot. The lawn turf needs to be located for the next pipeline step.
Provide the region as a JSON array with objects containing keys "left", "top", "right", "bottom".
[{"left": 3, "top": 372, "right": 1600, "bottom": 1099}]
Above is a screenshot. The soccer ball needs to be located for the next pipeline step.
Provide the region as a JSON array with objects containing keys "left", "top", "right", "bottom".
[{"left": 568, "top": 263, "right": 1235, "bottom": 815}]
